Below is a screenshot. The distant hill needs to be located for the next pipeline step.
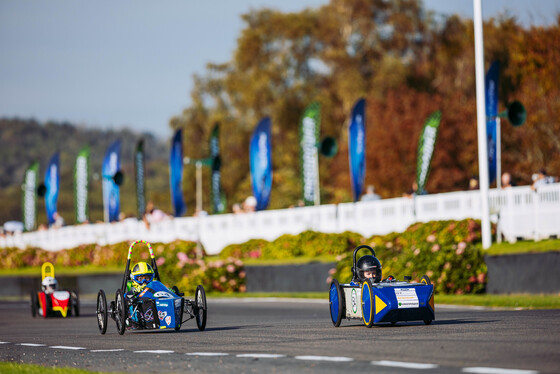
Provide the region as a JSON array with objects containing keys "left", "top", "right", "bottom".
[{"left": 0, "top": 118, "right": 171, "bottom": 226}]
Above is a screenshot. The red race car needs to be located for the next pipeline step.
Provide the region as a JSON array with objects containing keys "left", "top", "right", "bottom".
[{"left": 30, "top": 262, "right": 79, "bottom": 318}]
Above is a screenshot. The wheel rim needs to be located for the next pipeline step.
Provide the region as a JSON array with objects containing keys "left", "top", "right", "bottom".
[
  {"left": 329, "top": 282, "right": 339, "bottom": 323},
  {"left": 195, "top": 287, "right": 207, "bottom": 330},
  {"left": 361, "top": 280, "right": 373, "bottom": 327},
  {"left": 115, "top": 291, "right": 125, "bottom": 334},
  {"left": 96, "top": 291, "right": 107, "bottom": 334}
]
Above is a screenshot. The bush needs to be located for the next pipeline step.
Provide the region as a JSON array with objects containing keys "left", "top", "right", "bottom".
[
  {"left": 0, "top": 240, "right": 245, "bottom": 295},
  {"left": 331, "top": 219, "right": 487, "bottom": 294},
  {"left": 219, "top": 239, "right": 269, "bottom": 259}
]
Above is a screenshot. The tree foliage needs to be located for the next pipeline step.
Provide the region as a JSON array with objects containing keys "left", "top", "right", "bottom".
[
  {"left": 171, "top": 0, "right": 560, "bottom": 211},
  {"left": 2, "top": 2, "right": 559, "bottom": 224},
  {"left": 0, "top": 118, "right": 170, "bottom": 225}
]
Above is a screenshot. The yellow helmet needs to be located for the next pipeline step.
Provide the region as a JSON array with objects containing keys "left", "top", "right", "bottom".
[{"left": 130, "top": 262, "right": 154, "bottom": 290}]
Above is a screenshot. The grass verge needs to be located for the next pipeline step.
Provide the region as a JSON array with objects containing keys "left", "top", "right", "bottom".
[
  {"left": 0, "top": 362, "right": 120, "bottom": 374},
  {"left": 208, "top": 292, "right": 560, "bottom": 309},
  {"left": 486, "top": 238, "right": 560, "bottom": 256}
]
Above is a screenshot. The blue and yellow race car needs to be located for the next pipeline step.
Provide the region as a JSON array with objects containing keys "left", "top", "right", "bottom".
[
  {"left": 96, "top": 240, "right": 207, "bottom": 335},
  {"left": 329, "top": 245, "right": 434, "bottom": 327}
]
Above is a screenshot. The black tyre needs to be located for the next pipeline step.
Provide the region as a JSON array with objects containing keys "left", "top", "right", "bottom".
[
  {"left": 175, "top": 298, "right": 184, "bottom": 331},
  {"left": 72, "top": 290, "right": 80, "bottom": 317},
  {"left": 421, "top": 274, "right": 433, "bottom": 325},
  {"left": 96, "top": 290, "right": 108, "bottom": 335},
  {"left": 329, "top": 279, "right": 344, "bottom": 327},
  {"left": 44, "top": 293, "right": 52, "bottom": 318},
  {"left": 30, "top": 291, "right": 38, "bottom": 318},
  {"left": 195, "top": 285, "right": 207, "bottom": 331},
  {"left": 171, "top": 285, "right": 184, "bottom": 297},
  {"left": 115, "top": 289, "right": 126, "bottom": 335}
]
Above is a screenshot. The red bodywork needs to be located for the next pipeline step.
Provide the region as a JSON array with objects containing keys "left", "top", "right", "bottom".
[{"left": 37, "top": 291, "right": 71, "bottom": 318}]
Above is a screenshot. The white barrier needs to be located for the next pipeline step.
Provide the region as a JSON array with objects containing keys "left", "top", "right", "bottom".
[{"left": 1, "top": 184, "right": 559, "bottom": 254}]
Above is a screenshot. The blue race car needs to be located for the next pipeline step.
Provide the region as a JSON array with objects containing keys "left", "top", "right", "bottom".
[
  {"left": 329, "top": 245, "right": 434, "bottom": 327},
  {"left": 96, "top": 240, "right": 207, "bottom": 335}
]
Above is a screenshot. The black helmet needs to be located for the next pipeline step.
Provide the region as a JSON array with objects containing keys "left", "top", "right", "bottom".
[{"left": 356, "top": 255, "right": 382, "bottom": 282}]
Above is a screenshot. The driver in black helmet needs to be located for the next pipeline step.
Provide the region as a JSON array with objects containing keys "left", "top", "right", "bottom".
[{"left": 356, "top": 255, "right": 382, "bottom": 283}]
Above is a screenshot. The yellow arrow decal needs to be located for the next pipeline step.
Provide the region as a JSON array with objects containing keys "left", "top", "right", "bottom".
[{"left": 375, "top": 295, "right": 387, "bottom": 315}]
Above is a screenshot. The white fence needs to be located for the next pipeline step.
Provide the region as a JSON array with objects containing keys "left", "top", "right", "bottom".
[{"left": 1, "top": 184, "right": 559, "bottom": 254}]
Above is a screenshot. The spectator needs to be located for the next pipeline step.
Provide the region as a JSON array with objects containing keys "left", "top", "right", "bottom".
[
  {"left": 501, "top": 172, "right": 515, "bottom": 189},
  {"left": 194, "top": 208, "right": 208, "bottom": 217},
  {"left": 51, "top": 212, "right": 65, "bottom": 228},
  {"left": 531, "top": 168, "right": 556, "bottom": 191},
  {"left": 361, "top": 185, "right": 381, "bottom": 201},
  {"left": 232, "top": 203, "right": 243, "bottom": 214},
  {"left": 468, "top": 176, "right": 479, "bottom": 190},
  {"left": 143, "top": 201, "right": 170, "bottom": 229},
  {"left": 242, "top": 196, "right": 257, "bottom": 213},
  {"left": 403, "top": 181, "right": 418, "bottom": 199}
]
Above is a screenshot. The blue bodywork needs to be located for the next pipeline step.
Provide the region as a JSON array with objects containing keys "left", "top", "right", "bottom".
[
  {"left": 365, "top": 283, "right": 434, "bottom": 324},
  {"left": 128, "top": 280, "right": 183, "bottom": 330}
]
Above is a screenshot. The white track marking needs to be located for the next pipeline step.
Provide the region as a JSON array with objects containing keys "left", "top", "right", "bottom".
[
  {"left": 0, "top": 342, "right": 10, "bottom": 344},
  {"left": 463, "top": 368, "right": 539, "bottom": 374},
  {"left": 186, "top": 352, "right": 229, "bottom": 356},
  {"left": 236, "top": 353, "right": 286, "bottom": 358},
  {"left": 372, "top": 360, "right": 439, "bottom": 369},
  {"left": 295, "top": 355, "right": 353, "bottom": 362},
  {"left": 133, "top": 350, "right": 174, "bottom": 354},
  {"left": 211, "top": 297, "right": 327, "bottom": 304},
  {"left": 17, "top": 343, "right": 46, "bottom": 347},
  {"left": 49, "top": 346, "right": 85, "bottom": 350},
  {"left": 90, "top": 349, "right": 125, "bottom": 352}
]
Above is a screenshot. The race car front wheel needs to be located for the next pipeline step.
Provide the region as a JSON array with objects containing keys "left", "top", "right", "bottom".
[
  {"left": 329, "top": 279, "right": 343, "bottom": 327},
  {"left": 30, "top": 291, "right": 38, "bottom": 318},
  {"left": 97, "top": 290, "right": 108, "bottom": 334},
  {"left": 195, "top": 285, "right": 207, "bottom": 331},
  {"left": 115, "top": 289, "right": 126, "bottom": 335},
  {"left": 361, "top": 279, "right": 374, "bottom": 328}
]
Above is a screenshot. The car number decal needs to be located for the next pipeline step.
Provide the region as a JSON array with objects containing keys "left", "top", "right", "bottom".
[
  {"left": 154, "top": 291, "right": 173, "bottom": 298},
  {"left": 394, "top": 288, "right": 419, "bottom": 308},
  {"left": 351, "top": 288, "right": 358, "bottom": 313}
]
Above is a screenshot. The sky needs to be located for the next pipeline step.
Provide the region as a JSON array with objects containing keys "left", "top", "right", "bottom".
[{"left": 1, "top": 0, "right": 558, "bottom": 139}]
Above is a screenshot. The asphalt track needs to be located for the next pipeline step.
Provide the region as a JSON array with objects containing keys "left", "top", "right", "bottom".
[{"left": 0, "top": 298, "right": 559, "bottom": 374}]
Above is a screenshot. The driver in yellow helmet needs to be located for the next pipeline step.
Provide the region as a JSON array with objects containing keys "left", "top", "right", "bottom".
[{"left": 130, "top": 262, "right": 155, "bottom": 294}]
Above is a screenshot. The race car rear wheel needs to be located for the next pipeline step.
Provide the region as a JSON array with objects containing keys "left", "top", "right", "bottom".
[
  {"left": 195, "top": 285, "right": 207, "bottom": 331},
  {"left": 329, "top": 279, "right": 343, "bottom": 327},
  {"left": 30, "top": 291, "right": 38, "bottom": 318},
  {"left": 421, "top": 275, "right": 433, "bottom": 325},
  {"left": 96, "top": 289, "right": 108, "bottom": 335},
  {"left": 175, "top": 298, "right": 184, "bottom": 331},
  {"left": 72, "top": 290, "right": 80, "bottom": 317},
  {"left": 115, "top": 289, "right": 126, "bottom": 335},
  {"left": 361, "top": 279, "right": 374, "bottom": 328}
]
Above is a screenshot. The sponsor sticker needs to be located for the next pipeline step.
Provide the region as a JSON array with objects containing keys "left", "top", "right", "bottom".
[
  {"left": 154, "top": 291, "right": 173, "bottom": 298},
  {"left": 395, "top": 288, "right": 419, "bottom": 308},
  {"left": 53, "top": 291, "right": 70, "bottom": 301},
  {"left": 143, "top": 309, "right": 153, "bottom": 321},
  {"left": 158, "top": 311, "right": 167, "bottom": 320},
  {"left": 351, "top": 288, "right": 358, "bottom": 313},
  {"left": 165, "top": 316, "right": 172, "bottom": 326}
]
